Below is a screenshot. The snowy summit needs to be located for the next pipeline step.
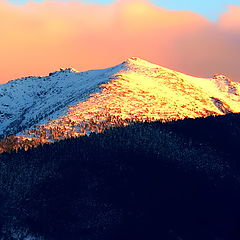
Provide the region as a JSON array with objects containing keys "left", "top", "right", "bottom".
[{"left": 0, "top": 57, "right": 240, "bottom": 151}]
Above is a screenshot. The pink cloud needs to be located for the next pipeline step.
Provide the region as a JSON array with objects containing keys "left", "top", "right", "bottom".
[{"left": 0, "top": 0, "right": 239, "bottom": 83}]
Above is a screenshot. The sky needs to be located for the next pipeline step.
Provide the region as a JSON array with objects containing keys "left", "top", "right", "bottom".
[
  {"left": 1, "top": 0, "right": 240, "bottom": 83},
  {"left": 8, "top": 0, "right": 240, "bottom": 20}
]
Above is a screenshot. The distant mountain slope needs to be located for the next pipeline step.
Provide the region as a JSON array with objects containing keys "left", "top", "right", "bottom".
[
  {"left": 1, "top": 113, "right": 240, "bottom": 240},
  {"left": 0, "top": 57, "right": 240, "bottom": 151}
]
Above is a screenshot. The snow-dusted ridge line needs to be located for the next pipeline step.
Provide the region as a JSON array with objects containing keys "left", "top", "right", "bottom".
[
  {"left": 0, "top": 57, "right": 240, "bottom": 140},
  {"left": 0, "top": 61, "right": 127, "bottom": 138}
]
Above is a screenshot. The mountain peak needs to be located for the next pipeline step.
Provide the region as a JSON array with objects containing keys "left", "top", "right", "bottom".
[
  {"left": 123, "top": 57, "right": 159, "bottom": 68},
  {"left": 1, "top": 59, "right": 240, "bottom": 152},
  {"left": 125, "top": 56, "right": 144, "bottom": 62}
]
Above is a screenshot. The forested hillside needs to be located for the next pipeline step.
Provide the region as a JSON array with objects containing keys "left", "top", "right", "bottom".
[{"left": 1, "top": 113, "right": 240, "bottom": 240}]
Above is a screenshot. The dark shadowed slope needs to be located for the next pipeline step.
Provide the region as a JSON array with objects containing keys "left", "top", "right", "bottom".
[{"left": 1, "top": 113, "right": 240, "bottom": 240}]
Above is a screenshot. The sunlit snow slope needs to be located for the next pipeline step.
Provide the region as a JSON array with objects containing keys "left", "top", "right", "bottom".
[
  {"left": 0, "top": 57, "right": 240, "bottom": 151},
  {"left": 0, "top": 65, "right": 123, "bottom": 137}
]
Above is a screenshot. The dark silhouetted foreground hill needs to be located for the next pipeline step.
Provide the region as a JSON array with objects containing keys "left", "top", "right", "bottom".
[{"left": 1, "top": 113, "right": 240, "bottom": 240}]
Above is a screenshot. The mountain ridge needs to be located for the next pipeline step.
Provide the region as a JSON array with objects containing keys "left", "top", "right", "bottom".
[{"left": 0, "top": 57, "right": 240, "bottom": 152}]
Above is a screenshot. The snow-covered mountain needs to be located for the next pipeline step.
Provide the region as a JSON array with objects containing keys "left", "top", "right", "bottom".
[
  {"left": 0, "top": 64, "right": 123, "bottom": 137},
  {"left": 0, "top": 57, "right": 240, "bottom": 151}
]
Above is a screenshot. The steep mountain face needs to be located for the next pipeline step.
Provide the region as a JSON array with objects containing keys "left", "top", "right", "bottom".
[{"left": 0, "top": 57, "right": 240, "bottom": 150}]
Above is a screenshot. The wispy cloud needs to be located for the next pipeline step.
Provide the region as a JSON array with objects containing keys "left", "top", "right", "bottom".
[{"left": 0, "top": 0, "right": 240, "bottom": 83}]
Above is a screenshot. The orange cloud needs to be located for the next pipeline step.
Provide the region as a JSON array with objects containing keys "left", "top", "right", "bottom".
[
  {"left": 219, "top": 5, "right": 240, "bottom": 30},
  {"left": 0, "top": 0, "right": 240, "bottom": 83}
]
